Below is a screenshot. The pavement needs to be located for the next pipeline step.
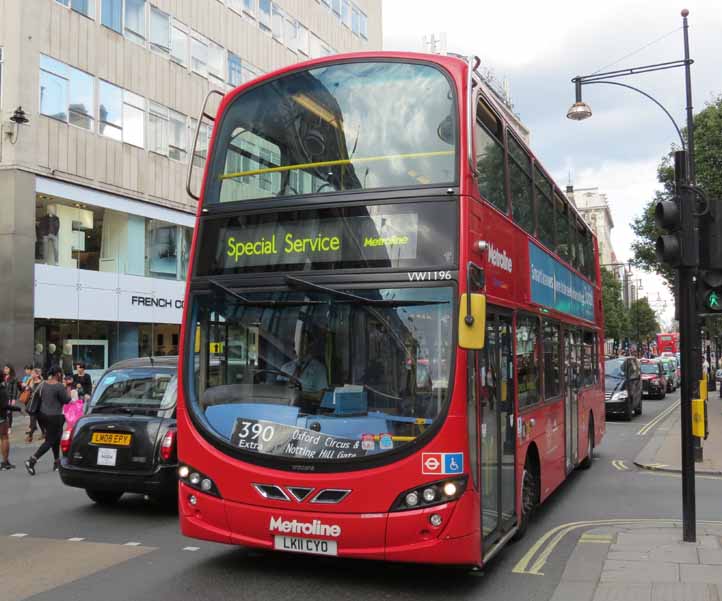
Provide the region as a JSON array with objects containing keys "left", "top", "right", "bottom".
[
  {"left": 549, "top": 523, "right": 722, "bottom": 601},
  {"left": 635, "top": 391, "right": 722, "bottom": 475}
]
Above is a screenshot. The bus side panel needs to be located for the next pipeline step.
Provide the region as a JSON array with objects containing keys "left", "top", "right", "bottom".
[{"left": 519, "top": 401, "right": 566, "bottom": 503}]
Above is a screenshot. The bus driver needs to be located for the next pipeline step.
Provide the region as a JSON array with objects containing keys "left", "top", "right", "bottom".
[{"left": 278, "top": 334, "right": 328, "bottom": 394}]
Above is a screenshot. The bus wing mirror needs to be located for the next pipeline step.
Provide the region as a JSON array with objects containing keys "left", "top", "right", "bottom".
[
  {"left": 458, "top": 293, "right": 486, "bottom": 350},
  {"left": 186, "top": 89, "right": 225, "bottom": 201}
]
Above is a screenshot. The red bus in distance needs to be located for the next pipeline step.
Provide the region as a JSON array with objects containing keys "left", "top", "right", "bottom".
[
  {"left": 176, "top": 52, "right": 605, "bottom": 568},
  {"left": 656, "top": 333, "right": 679, "bottom": 355}
]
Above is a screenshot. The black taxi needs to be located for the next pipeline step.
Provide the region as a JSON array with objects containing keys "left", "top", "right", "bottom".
[{"left": 59, "top": 357, "right": 178, "bottom": 505}]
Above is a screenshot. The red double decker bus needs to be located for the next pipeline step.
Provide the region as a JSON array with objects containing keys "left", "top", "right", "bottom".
[
  {"left": 656, "top": 332, "right": 679, "bottom": 355},
  {"left": 177, "top": 52, "right": 605, "bottom": 567}
]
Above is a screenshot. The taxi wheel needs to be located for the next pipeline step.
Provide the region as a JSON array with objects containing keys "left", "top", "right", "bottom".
[{"left": 86, "top": 489, "right": 123, "bottom": 505}]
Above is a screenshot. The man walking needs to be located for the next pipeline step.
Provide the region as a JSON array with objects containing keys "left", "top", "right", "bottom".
[
  {"left": 73, "top": 363, "right": 93, "bottom": 397},
  {"left": 24, "top": 369, "right": 69, "bottom": 475}
]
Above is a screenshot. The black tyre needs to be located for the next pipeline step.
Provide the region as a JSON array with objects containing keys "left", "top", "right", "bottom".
[
  {"left": 635, "top": 399, "right": 643, "bottom": 416},
  {"left": 579, "top": 416, "right": 595, "bottom": 469},
  {"left": 85, "top": 489, "right": 123, "bottom": 505},
  {"left": 512, "top": 458, "right": 539, "bottom": 541}
]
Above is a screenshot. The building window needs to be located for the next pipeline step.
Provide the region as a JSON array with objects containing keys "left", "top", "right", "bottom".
[
  {"left": 228, "top": 52, "right": 242, "bottom": 87},
  {"left": 0, "top": 48, "right": 3, "bottom": 110},
  {"left": 341, "top": 0, "right": 351, "bottom": 28},
  {"left": 122, "top": 90, "right": 145, "bottom": 147},
  {"left": 101, "top": 0, "right": 122, "bottom": 32},
  {"left": 359, "top": 10, "right": 368, "bottom": 39},
  {"left": 331, "top": 0, "right": 341, "bottom": 16},
  {"left": 170, "top": 21, "right": 189, "bottom": 66},
  {"left": 243, "top": 0, "right": 256, "bottom": 18},
  {"left": 517, "top": 314, "right": 540, "bottom": 408},
  {"left": 169, "top": 110, "right": 187, "bottom": 161},
  {"left": 351, "top": 7, "right": 360, "bottom": 35},
  {"left": 149, "top": 6, "right": 170, "bottom": 53},
  {"left": 98, "top": 80, "right": 123, "bottom": 140},
  {"left": 191, "top": 33, "right": 208, "bottom": 76},
  {"left": 208, "top": 41, "right": 225, "bottom": 81},
  {"left": 258, "top": 0, "right": 271, "bottom": 31},
  {"left": 148, "top": 101, "right": 168, "bottom": 156},
  {"left": 57, "top": 0, "right": 95, "bottom": 19},
  {"left": 226, "top": 0, "right": 243, "bottom": 14},
  {"left": 271, "top": 4, "right": 283, "bottom": 41},
  {"left": 39, "top": 55, "right": 94, "bottom": 131},
  {"left": 296, "top": 23, "right": 309, "bottom": 55},
  {"left": 125, "top": 0, "right": 146, "bottom": 44},
  {"left": 284, "top": 18, "right": 297, "bottom": 49}
]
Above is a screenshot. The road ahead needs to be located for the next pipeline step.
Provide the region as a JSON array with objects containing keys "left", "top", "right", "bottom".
[{"left": 2, "top": 391, "right": 720, "bottom": 601}]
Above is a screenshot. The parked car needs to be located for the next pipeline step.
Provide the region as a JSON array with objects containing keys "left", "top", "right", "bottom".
[
  {"left": 661, "top": 358, "right": 678, "bottom": 392},
  {"left": 604, "top": 356, "right": 642, "bottom": 420},
  {"left": 59, "top": 357, "right": 178, "bottom": 506},
  {"left": 640, "top": 359, "right": 667, "bottom": 399}
]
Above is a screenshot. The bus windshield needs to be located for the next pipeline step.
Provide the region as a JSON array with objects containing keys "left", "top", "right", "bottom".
[
  {"left": 188, "top": 286, "right": 453, "bottom": 463},
  {"left": 206, "top": 61, "right": 458, "bottom": 204}
]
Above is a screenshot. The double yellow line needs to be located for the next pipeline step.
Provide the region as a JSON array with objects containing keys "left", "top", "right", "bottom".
[
  {"left": 611, "top": 459, "right": 629, "bottom": 471},
  {"left": 512, "top": 518, "right": 722, "bottom": 576},
  {"left": 637, "top": 399, "right": 680, "bottom": 436}
]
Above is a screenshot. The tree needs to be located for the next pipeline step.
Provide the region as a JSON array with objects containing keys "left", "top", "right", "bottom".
[
  {"left": 631, "top": 95, "right": 722, "bottom": 291},
  {"left": 601, "top": 267, "right": 629, "bottom": 342},
  {"left": 627, "top": 297, "right": 659, "bottom": 344}
]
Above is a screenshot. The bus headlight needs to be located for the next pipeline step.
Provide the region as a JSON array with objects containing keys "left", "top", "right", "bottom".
[
  {"left": 390, "top": 477, "right": 467, "bottom": 512},
  {"left": 177, "top": 464, "right": 220, "bottom": 497}
]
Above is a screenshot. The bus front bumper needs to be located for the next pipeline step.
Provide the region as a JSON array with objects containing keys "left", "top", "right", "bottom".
[{"left": 179, "top": 483, "right": 480, "bottom": 566}]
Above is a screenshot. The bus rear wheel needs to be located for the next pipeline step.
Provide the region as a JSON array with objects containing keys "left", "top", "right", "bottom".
[
  {"left": 512, "top": 458, "right": 538, "bottom": 541},
  {"left": 579, "top": 416, "right": 595, "bottom": 469}
]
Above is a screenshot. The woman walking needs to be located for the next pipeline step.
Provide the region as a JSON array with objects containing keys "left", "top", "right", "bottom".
[
  {"left": 2, "top": 364, "right": 20, "bottom": 434},
  {"left": 24, "top": 369, "right": 69, "bottom": 475},
  {"left": 24, "top": 368, "right": 45, "bottom": 443}
]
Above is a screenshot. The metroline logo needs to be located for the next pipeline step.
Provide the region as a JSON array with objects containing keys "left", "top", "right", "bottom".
[
  {"left": 488, "top": 243, "right": 513, "bottom": 273},
  {"left": 269, "top": 516, "right": 342, "bottom": 537}
]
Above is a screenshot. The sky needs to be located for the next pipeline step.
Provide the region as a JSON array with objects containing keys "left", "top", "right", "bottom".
[{"left": 382, "top": 0, "right": 722, "bottom": 329}]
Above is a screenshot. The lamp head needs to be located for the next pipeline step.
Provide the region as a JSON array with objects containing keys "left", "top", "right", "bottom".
[
  {"left": 567, "top": 101, "right": 592, "bottom": 121},
  {"left": 10, "top": 106, "right": 28, "bottom": 125}
]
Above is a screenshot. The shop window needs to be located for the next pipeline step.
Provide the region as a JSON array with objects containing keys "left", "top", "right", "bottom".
[
  {"left": 149, "top": 6, "right": 170, "bottom": 53},
  {"left": 35, "top": 197, "right": 98, "bottom": 270},
  {"left": 146, "top": 219, "right": 179, "bottom": 279},
  {"left": 517, "top": 314, "right": 540, "bottom": 408},
  {"left": 543, "top": 319, "right": 561, "bottom": 399}
]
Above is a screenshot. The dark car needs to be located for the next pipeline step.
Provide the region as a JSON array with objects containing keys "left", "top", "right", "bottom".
[
  {"left": 604, "top": 357, "right": 642, "bottom": 420},
  {"left": 640, "top": 359, "right": 667, "bottom": 399},
  {"left": 59, "top": 357, "right": 178, "bottom": 505},
  {"left": 661, "top": 358, "right": 678, "bottom": 392}
]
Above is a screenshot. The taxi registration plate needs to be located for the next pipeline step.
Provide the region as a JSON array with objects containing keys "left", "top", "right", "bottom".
[
  {"left": 90, "top": 432, "right": 132, "bottom": 446},
  {"left": 273, "top": 536, "right": 338, "bottom": 556}
]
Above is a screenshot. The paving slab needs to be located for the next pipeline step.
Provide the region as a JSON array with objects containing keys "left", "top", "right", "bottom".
[
  {"left": 549, "top": 579, "right": 597, "bottom": 601},
  {"left": 700, "top": 549, "right": 722, "bottom": 565},
  {"left": 651, "top": 582, "right": 721, "bottom": 601},
  {"left": 561, "top": 541, "right": 610, "bottom": 582},
  {"left": 592, "top": 583, "right": 651, "bottom": 601},
  {"left": 600, "top": 559, "right": 679, "bottom": 583},
  {"left": 680, "top": 564, "right": 722, "bottom": 584},
  {"left": 699, "top": 536, "right": 722, "bottom": 550},
  {"left": 617, "top": 532, "right": 683, "bottom": 546},
  {"left": 648, "top": 542, "right": 700, "bottom": 564}
]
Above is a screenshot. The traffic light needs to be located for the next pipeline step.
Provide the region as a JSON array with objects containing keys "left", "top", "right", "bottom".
[
  {"left": 696, "top": 269, "right": 722, "bottom": 315},
  {"left": 655, "top": 150, "right": 698, "bottom": 268}
]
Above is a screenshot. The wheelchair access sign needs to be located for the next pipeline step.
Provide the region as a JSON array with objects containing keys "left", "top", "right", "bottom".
[{"left": 422, "top": 452, "right": 464, "bottom": 475}]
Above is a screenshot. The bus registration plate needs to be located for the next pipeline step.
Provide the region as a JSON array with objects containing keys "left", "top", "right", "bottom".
[{"left": 274, "top": 536, "right": 338, "bottom": 556}]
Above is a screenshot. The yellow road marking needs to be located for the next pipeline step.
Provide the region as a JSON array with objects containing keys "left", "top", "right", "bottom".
[
  {"left": 637, "top": 400, "right": 680, "bottom": 436},
  {"left": 640, "top": 470, "right": 722, "bottom": 481},
  {"left": 512, "top": 519, "right": 722, "bottom": 576},
  {"left": 611, "top": 460, "right": 629, "bottom": 471},
  {"left": 219, "top": 150, "right": 454, "bottom": 180}
]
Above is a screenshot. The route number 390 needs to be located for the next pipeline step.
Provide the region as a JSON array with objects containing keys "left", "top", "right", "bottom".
[{"left": 237, "top": 421, "right": 275, "bottom": 442}]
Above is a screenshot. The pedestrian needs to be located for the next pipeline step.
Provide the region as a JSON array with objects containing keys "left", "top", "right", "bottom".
[
  {"left": 24, "top": 368, "right": 69, "bottom": 475},
  {"left": 73, "top": 362, "right": 92, "bottom": 397},
  {"left": 24, "top": 368, "right": 45, "bottom": 443},
  {"left": 0, "top": 378, "right": 17, "bottom": 469},
  {"left": 2, "top": 364, "right": 20, "bottom": 434}
]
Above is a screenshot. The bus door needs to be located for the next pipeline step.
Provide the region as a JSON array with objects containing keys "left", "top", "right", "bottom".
[
  {"left": 563, "top": 330, "right": 579, "bottom": 472},
  {"left": 478, "top": 309, "right": 516, "bottom": 551}
]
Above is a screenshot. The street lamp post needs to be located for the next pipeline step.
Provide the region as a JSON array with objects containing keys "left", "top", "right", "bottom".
[{"left": 567, "top": 10, "right": 698, "bottom": 542}]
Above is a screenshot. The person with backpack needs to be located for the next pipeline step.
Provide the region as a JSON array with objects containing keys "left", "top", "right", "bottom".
[
  {"left": 2, "top": 364, "right": 20, "bottom": 434},
  {"left": 0, "top": 378, "right": 16, "bottom": 470},
  {"left": 25, "top": 369, "right": 70, "bottom": 475}
]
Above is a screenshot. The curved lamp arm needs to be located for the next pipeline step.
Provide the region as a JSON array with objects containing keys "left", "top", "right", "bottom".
[{"left": 583, "top": 80, "right": 686, "bottom": 151}]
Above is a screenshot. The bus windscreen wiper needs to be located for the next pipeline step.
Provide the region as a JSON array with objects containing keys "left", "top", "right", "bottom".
[
  {"left": 284, "top": 275, "right": 447, "bottom": 307},
  {"left": 208, "top": 279, "right": 323, "bottom": 306}
]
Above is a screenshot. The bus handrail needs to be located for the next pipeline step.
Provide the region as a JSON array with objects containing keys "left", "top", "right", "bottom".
[{"left": 186, "top": 89, "right": 224, "bottom": 201}]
